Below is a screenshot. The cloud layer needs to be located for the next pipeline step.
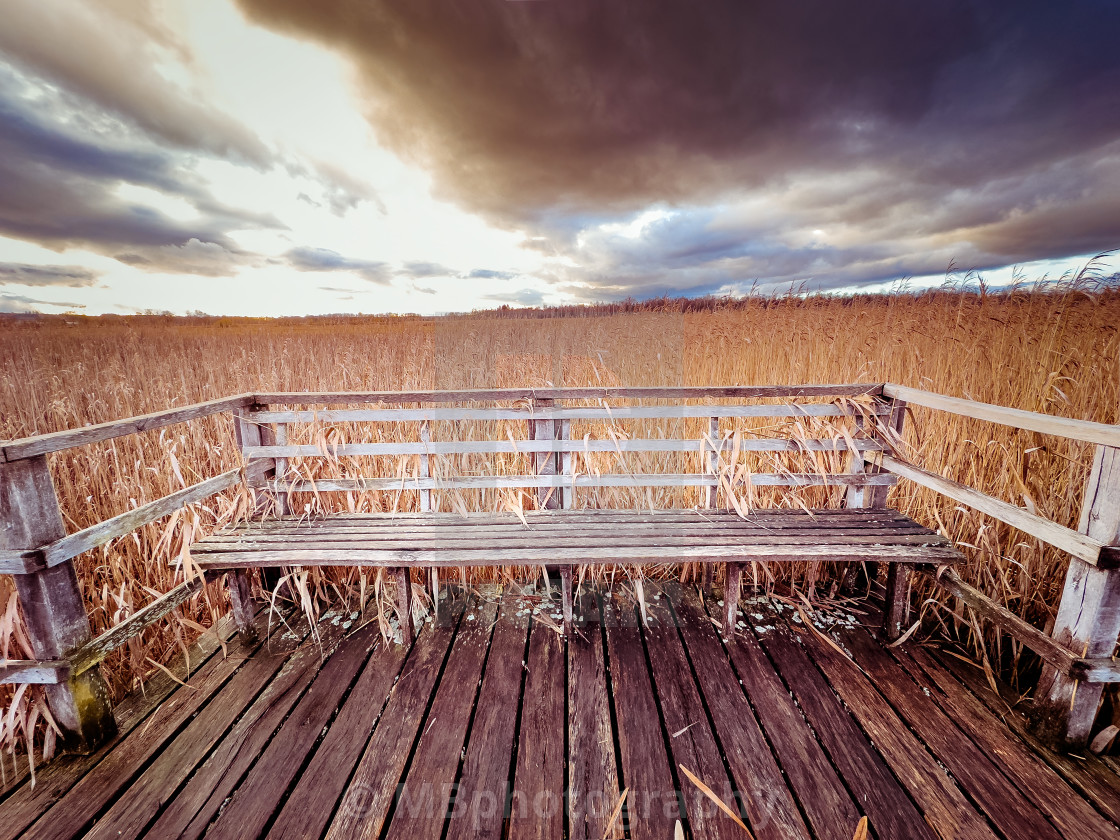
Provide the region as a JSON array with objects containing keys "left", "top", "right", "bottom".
[{"left": 239, "top": 0, "right": 1120, "bottom": 294}]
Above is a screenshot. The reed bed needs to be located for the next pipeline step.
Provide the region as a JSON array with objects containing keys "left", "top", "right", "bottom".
[{"left": 1, "top": 279, "right": 1118, "bottom": 769}]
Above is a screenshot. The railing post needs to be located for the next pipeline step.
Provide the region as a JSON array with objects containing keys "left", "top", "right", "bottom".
[
  {"left": 1031, "top": 444, "right": 1120, "bottom": 751},
  {"left": 0, "top": 455, "right": 116, "bottom": 751},
  {"left": 231, "top": 405, "right": 283, "bottom": 636},
  {"left": 849, "top": 397, "right": 910, "bottom": 638},
  {"left": 529, "top": 398, "right": 560, "bottom": 511},
  {"left": 703, "top": 416, "right": 719, "bottom": 594}
]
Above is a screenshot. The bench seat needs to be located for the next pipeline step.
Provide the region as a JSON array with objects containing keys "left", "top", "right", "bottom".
[{"left": 192, "top": 507, "right": 960, "bottom": 641}]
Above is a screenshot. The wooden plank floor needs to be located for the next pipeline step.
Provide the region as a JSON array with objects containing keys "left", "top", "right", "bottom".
[{"left": 3, "top": 584, "right": 1119, "bottom": 840}]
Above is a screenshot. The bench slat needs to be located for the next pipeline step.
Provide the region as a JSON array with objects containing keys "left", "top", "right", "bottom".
[
  {"left": 191, "top": 543, "right": 959, "bottom": 569},
  {"left": 244, "top": 439, "right": 886, "bottom": 458},
  {"left": 249, "top": 404, "right": 884, "bottom": 423},
  {"left": 265, "top": 473, "right": 897, "bottom": 492}
]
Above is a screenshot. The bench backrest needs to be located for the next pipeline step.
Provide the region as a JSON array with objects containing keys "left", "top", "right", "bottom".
[{"left": 236, "top": 385, "right": 899, "bottom": 513}]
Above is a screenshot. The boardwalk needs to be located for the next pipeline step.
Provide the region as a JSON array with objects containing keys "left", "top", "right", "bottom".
[{"left": 2, "top": 583, "right": 1118, "bottom": 840}]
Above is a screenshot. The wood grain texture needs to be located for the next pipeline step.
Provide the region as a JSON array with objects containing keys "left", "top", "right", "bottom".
[
  {"left": 40, "top": 470, "right": 243, "bottom": 569},
  {"left": 788, "top": 618, "right": 1002, "bottom": 840},
  {"left": 1, "top": 455, "right": 115, "bottom": 750},
  {"left": 567, "top": 592, "right": 623, "bottom": 840},
  {"left": 1, "top": 394, "right": 253, "bottom": 461},
  {"left": 0, "top": 609, "right": 246, "bottom": 827},
  {"left": 602, "top": 593, "right": 681, "bottom": 840},
  {"left": 841, "top": 625, "right": 1065, "bottom": 840},
  {"left": 202, "top": 618, "right": 392, "bottom": 840},
  {"left": 642, "top": 592, "right": 772, "bottom": 840},
  {"left": 1033, "top": 444, "right": 1120, "bottom": 748},
  {"left": 383, "top": 599, "right": 497, "bottom": 840},
  {"left": 245, "top": 437, "right": 886, "bottom": 458},
  {"left": 68, "top": 574, "right": 211, "bottom": 676},
  {"left": 877, "top": 628, "right": 1120, "bottom": 839},
  {"left": 263, "top": 472, "right": 897, "bottom": 493},
  {"left": 265, "top": 626, "right": 410, "bottom": 840},
  {"left": 325, "top": 596, "right": 465, "bottom": 840},
  {"left": 253, "top": 384, "right": 883, "bottom": 406},
  {"left": 883, "top": 383, "right": 1120, "bottom": 447},
  {"left": 11, "top": 608, "right": 286, "bottom": 840},
  {"left": 252, "top": 403, "right": 879, "bottom": 424},
  {"left": 934, "top": 645, "right": 1120, "bottom": 827},
  {"left": 675, "top": 587, "right": 856, "bottom": 840},
  {"left": 0, "top": 659, "right": 68, "bottom": 685},
  {"left": 445, "top": 598, "right": 530, "bottom": 840},
  {"left": 508, "top": 615, "right": 566, "bottom": 839},
  {"left": 879, "top": 452, "right": 1107, "bottom": 565},
  {"left": 86, "top": 611, "right": 329, "bottom": 840},
  {"left": 756, "top": 625, "right": 940, "bottom": 840}
]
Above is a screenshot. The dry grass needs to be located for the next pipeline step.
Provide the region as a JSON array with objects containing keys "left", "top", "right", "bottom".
[{"left": 1, "top": 278, "right": 1119, "bottom": 768}]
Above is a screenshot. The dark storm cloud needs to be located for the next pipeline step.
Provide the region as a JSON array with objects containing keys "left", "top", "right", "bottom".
[
  {"left": 239, "top": 0, "right": 1120, "bottom": 293},
  {"left": 0, "top": 64, "right": 279, "bottom": 274},
  {"left": 0, "top": 263, "right": 100, "bottom": 287},
  {"left": 286, "top": 246, "right": 391, "bottom": 283}
]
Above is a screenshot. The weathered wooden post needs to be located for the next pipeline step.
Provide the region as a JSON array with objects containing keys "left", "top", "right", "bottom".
[
  {"left": 1031, "top": 444, "right": 1120, "bottom": 750},
  {"left": 848, "top": 397, "right": 912, "bottom": 639},
  {"left": 1, "top": 455, "right": 116, "bottom": 751},
  {"left": 230, "top": 404, "right": 285, "bottom": 640},
  {"left": 531, "top": 397, "right": 573, "bottom": 632},
  {"left": 702, "top": 416, "right": 720, "bottom": 595}
]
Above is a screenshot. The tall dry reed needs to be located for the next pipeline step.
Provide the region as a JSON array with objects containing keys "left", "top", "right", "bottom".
[{"left": 1, "top": 278, "right": 1118, "bottom": 769}]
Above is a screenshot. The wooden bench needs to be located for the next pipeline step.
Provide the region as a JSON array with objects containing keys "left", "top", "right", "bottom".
[
  {"left": 192, "top": 385, "right": 961, "bottom": 642},
  {"left": 192, "top": 507, "right": 960, "bottom": 642}
]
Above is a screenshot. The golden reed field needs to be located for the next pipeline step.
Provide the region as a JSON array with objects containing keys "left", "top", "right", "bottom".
[{"left": 2, "top": 282, "right": 1119, "bottom": 767}]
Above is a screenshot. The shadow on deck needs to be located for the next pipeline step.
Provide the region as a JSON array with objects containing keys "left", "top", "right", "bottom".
[{"left": 2, "top": 584, "right": 1119, "bottom": 840}]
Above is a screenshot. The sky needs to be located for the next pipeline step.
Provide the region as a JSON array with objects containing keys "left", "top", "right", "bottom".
[{"left": 0, "top": 1, "right": 1118, "bottom": 316}]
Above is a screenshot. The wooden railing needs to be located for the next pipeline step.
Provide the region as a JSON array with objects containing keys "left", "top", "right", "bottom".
[{"left": 0, "top": 382, "right": 1117, "bottom": 754}]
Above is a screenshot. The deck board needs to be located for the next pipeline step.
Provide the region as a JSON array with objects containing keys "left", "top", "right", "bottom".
[{"left": 4, "top": 584, "right": 1119, "bottom": 840}]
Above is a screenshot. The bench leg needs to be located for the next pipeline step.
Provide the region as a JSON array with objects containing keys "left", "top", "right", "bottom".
[
  {"left": 725, "top": 562, "right": 742, "bottom": 637},
  {"left": 701, "top": 563, "right": 714, "bottom": 596},
  {"left": 228, "top": 569, "right": 258, "bottom": 643},
  {"left": 559, "top": 565, "right": 573, "bottom": 636},
  {"left": 394, "top": 568, "right": 414, "bottom": 646},
  {"left": 883, "top": 565, "right": 912, "bottom": 641},
  {"left": 430, "top": 567, "right": 439, "bottom": 620}
]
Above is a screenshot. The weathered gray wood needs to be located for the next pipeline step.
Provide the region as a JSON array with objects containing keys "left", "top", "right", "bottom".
[
  {"left": 393, "top": 567, "right": 414, "bottom": 646},
  {"left": 883, "top": 564, "right": 911, "bottom": 640},
  {"left": 0, "top": 659, "right": 69, "bottom": 685},
  {"left": 250, "top": 403, "right": 879, "bottom": 424},
  {"left": 244, "top": 438, "right": 885, "bottom": 458},
  {"left": 559, "top": 565, "right": 573, "bottom": 635},
  {"left": 725, "top": 562, "right": 742, "bottom": 634},
  {"left": 560, "top": 419, "right": 573, "bottom": 509},
  {"left": 867, "top": 397, "right": 906, "bottom": 508},
  {"left": 919, "top": 566, "right": 1103, "bottom": 680},
  {"left": 1032, "top": 444, "right": 1120, "bottom": 749},
  {"left": 254, "top": 384, "right": 883, "bottom": 406},
  {"left": 39, "top": 470, "right": 243, "bottom": 569},
  {"left": 264, "top": 472, "right": 896, "bottom": 493},
  {"left": 418, "top": 420, "right": 431, "bottom": 512},
  {"left": 0, "top": 456, "right": 116, "bottom": 751},
  {"left": 878, "top": 453, "right": 1109, "bottom": 565},
  {"left": 531, "top": 398, "right": 560, "bottom": 511},
  {"left": 68, "top": 575, "right": 211, "bottom": 676},
  {"left": 1, "top": 394, "right": 254, "bottom": 461},
  {"left": 0, "top": 548, "right": 42, "bottom": 575},
  {"left": 883, "top": 383, "right": 1120, "bottom": 447},
  {"left": 194, "top": 543, "right": 961, "bottom": 570},
  {"left": 706, "top": 416, "right": 719, "bottom": 509},
  {"left": 227, "top": 570, "right": 257, "bottom": 643}
]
